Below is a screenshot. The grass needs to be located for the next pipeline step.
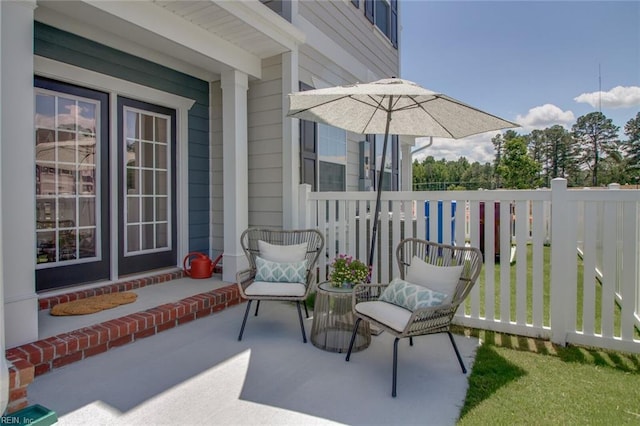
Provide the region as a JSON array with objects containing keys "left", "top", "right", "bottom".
[
  {"left": 458, "top": 330, "right": 640, "bottom": 425},
  {"left": 469, "top": 244, "right": 640, "bottom": 339}
]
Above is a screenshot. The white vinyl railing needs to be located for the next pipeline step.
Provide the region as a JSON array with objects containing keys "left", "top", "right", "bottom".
[{"left": 298, "top": 178, "right": 640, "bottom": 354}]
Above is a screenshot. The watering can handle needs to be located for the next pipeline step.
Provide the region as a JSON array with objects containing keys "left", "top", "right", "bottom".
[{"left": 183, "top": 252, "right": 207, "bottom": 276}]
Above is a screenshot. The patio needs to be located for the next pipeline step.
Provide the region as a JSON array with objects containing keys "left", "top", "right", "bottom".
[{"left": 26, "top": 275, "right": 479, "bottom": 425}]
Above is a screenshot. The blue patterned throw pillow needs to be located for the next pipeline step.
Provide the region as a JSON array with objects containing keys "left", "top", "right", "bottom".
[
  {"left": 255, "top": 256, "right": 307, "bottom": 283},
  {"left": 379, "top": 277, "right": 447, "bottom": 311}
]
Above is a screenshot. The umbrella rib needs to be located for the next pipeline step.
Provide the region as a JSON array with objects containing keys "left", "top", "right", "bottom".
[
  {"left": 289, "top": 95, "right": 352, "bottom": 116},
  {"left": 405, "top": 95, "right": 519, "bottom": 137},
  {"left": 358, "top": 95, "right": 390, "bottom": 133}
]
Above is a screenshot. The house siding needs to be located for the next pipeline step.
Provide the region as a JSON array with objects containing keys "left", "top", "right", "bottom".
[
  {"left": 299, "top": 0, "right": 399, "bottom": 80},
  {"left": 296, "top": 2, "right": 399, "bottom": 193},
  {"left": 248, "top": 55, "right": 284, "bottom": 228},
  {"left": 33, "top": 22, "right": 210, "bottom": 255}
]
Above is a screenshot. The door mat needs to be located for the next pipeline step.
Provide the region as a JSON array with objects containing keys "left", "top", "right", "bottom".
[{"left": 50, "top": 292, "right": 138, "bottom": 316}]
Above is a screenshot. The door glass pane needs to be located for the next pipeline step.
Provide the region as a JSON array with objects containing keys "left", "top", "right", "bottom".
[
  {"left": 156, "top": 197, "right": 167, "bottom": 221},
  {"left": 127, "top": 225, "right": 140, "bottom": 252},
  {"left": 156, "top": 171, "right": 167, "bottom": 195},
  {"left": 59, "top": 230, "right": 76, "bottom": 261},
  {"left": 141, "top": 142, "right": 154, "bottom": 168},
  {"left": 141, "top": 224, "right": 154, "bottom": 250},
  {"left": 127, "top": 169, "right": 139, "bottom": 194},
  {"left": 142, "top": 170, "right": 154, "bottom": 193},
  {"left": 127, "top": 197, "right": 140, "bottom": 223},
  {"left": 35, "top": 89, "right": 100, "bottom": 267},
  {"left": 155, "top": 118, "right": 167, "bottom": 143},
  {"left": 37, "top": 231, "right": 56, "bottom": 264},
  {"left": 142, "top": 196, "right": 154, "bottom": 222},
  {"left": 78, "top": 198, "right": 96, "bottom": 226},
  {"left": 124, "top": 107, "right": 172, "bottom": 255},
  {"left": 79, "top": 229, "right": 96, "bottom": 259},
  {"left": 156, "top": 223, "right": 168, "bottom": 247},
  {"left": 155, "top": 144, "right": 167, "bottom": 168}
]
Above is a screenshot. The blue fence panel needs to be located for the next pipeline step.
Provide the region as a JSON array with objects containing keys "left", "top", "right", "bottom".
[{"left": 425, "top": 200, "right": 456, "bottom": 244}]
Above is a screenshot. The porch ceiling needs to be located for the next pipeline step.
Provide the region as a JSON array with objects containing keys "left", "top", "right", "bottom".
[{"left": 35, "top": 0, "right": 305, "bottom": 81}]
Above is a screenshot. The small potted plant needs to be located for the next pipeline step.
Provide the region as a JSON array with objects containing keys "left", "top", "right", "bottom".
[{"left": 329, "top": 254, "right": 370, "bottom": 288}]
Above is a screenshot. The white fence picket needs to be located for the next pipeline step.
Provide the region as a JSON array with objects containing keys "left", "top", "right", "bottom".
[{"left": 299, "top": 181, "right": 640, "bottom": 353}]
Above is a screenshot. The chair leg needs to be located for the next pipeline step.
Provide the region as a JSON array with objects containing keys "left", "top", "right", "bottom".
[
  {"left": 447, "top": 331, "right": 467, "bottom": 373},
  {"left": 345, "top": 318, "right": 361, "bottom": 361},
  {"left": 304, "top": 301, "right": 309, "bottom": 318},
  {"left": 238, "top": 300, "right": 252, "bottom": 341},
  {"left": 254, "top": 300, "right": 260, "bottom": 316},
  {"left": 296, "top": 301, "right": 307, "bottom": 343},
  {"left": 409, "top": 337, "right": 413, "bottom": 346},
  {"left": 392, "top": 337, "right": 399, "bottom": 398}
]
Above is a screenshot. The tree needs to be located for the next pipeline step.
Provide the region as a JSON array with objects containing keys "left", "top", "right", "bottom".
[
  {"left": 495, "top": 136, "right": 542, "bottom": 189},
  {"left": 571, "top": 112, "right": 619, "bottom": 186},
  {"left": 492, "top": 130, "right": 519, "bottom": 188},
  {"left": 623, "top": 112, "right": 640, "bottom": 182},
  {"left": 526, "top": 129, "right": 546, "bottom": 183}
]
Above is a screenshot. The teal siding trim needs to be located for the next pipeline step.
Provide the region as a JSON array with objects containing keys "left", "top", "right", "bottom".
[{"left": 34, "top": 22, "right": 211, "bottom": 255}]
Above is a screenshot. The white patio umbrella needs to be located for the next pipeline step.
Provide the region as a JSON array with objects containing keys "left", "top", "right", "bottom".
[{"left": 287, "top": 77, "right": 519, "bottom": 270}]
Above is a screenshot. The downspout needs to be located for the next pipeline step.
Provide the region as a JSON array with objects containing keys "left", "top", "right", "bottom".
[{"left": 411, "top": 136, "right": 433, "bottom": 157}]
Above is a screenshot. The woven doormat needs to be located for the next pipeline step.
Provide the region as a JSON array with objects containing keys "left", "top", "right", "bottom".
[{"left": 50, "top": 292, "right": 138, "bottom": 316}]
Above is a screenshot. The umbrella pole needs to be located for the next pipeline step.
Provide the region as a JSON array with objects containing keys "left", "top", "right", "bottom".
[{"left": 367, "top": 104, "right": 393, "bottom": 275}]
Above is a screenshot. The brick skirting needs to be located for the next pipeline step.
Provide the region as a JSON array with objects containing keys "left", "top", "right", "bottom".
[{"left": 4, "top": 268, "right": 238, "bottom": 414}]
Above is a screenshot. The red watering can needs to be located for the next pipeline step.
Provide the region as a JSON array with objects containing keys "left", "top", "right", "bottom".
[{"left": 183, "top": 252, "right": 222, "bottom": 279}]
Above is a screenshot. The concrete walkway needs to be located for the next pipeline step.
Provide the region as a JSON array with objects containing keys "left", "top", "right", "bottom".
[{"left": 29, "top": 278, "right": 479, "bottom": 425}]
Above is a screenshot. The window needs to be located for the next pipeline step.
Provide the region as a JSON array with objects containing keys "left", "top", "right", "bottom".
[
  {"left": 124, "top": 107, "right": 171, "bottom": 254},
  {"left": 375, "top": 0, "right": 390, "bottom": 36},
  {"left": 364, "top": 0, "right": 398, "bottom": 48},
  {"left": 318, "top": 124, "right": 347, "bottom": 191},
  {"left": 35, "top": 89, "right": 101, "bottom": 265},
  {"left": 368, "top": 133, "right": 399, "bottom": 191}
]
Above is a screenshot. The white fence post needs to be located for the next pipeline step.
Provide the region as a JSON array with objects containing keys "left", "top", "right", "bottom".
[
  {"left": 298, "top": 184, "right": 311, "bottom": 229},
  {"left": 550, "top": 178, "right": 570, "bottom": 346}
]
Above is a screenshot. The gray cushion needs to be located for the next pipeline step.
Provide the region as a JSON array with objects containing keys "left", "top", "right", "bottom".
[
  {"left": 244, "top": 281, "right": 307, "bottom": 297},
  {"left": 258, "top": 240, "right": 308, "bottom": 262},
  {"left": 355, "top": 301, "right": 412, "bottom": 333},
  {"left": 405, "top": 256, "right": 463, "bottom": 304}
]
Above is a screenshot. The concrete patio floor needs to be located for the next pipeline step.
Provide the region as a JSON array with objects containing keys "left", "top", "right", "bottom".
[{"left": 28, "top": 277, "right": 480, "bottom": 425}]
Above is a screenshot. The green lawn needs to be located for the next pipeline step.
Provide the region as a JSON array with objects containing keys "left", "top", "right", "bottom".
[
  {"left": 467, "top": 244, "right": 639, "bottom": 339},
  {"left": 458, "top": 332, "right": 640, "bottom": 425}
]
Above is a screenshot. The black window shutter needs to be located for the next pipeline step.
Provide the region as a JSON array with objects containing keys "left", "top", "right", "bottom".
[
  {"left": 299, "top": 82, "right": 317, "bottom": 190},
  {"left": 391, "top": 135, "right": 399, "bottom": 190},
  {"left": 364, "top": 0, "right": 374, "bottom": 23},
  {"left": 351, "top": 0, "right": 359, "bottom": 8},
  {"left": 391, "top": 0, "right": 398, "bottom": 48}
]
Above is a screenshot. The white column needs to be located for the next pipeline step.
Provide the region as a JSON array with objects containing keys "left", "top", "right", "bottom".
[
  {"left": 221, "top": 70, "right": 249, "bottom": 283},
  {"left": 1, "top": 0, "right": 38, "bottom": 348},
  {"left": 400, "top": 143, "right": 413, "bottom": 191},
  {"left": 282, "top": 50, "right": 300, "bottom": 229},
  {"left": 0, "top": 1, "right": 7, "bottom": 415}
]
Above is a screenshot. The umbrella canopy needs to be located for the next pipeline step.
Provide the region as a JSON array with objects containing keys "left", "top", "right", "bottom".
[
  {"left": 287, "top": 77, "right": 519, "bottom": 271},
  {"left": 288, "top": 77, "right": 518, "bottom": 139}
]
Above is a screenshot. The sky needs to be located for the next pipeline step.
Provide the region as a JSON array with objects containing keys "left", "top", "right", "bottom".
[{"left": 400, "top": 1, "right": 640, "bottom": 164}]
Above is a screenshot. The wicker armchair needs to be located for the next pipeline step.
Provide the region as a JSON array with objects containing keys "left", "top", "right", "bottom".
[
  {"left": 345, "top": 238, "right": 483, "bottom": 397},
  {"left": 236, "top": 228, "right": 324, "bottom": 343}
]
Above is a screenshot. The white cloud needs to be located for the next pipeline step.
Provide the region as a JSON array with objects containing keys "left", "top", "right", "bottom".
[
  {"left": 515, "top": 104, "right": 575, "bottom": 131},
  {"left": 574, "top": 86, "right": 640, "bottom": 109},
  {"left": 412, "top": 133, "right": 498, "bottom": 165}
]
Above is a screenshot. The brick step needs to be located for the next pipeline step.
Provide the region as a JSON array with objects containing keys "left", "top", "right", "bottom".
[{"left": 5, "top": 267, "right": 237, "bottom": 414}]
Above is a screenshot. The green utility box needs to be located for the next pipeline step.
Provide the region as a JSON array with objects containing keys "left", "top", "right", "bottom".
[{"left": 3, "top": 404, "right": 57, "bottom": 425}]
